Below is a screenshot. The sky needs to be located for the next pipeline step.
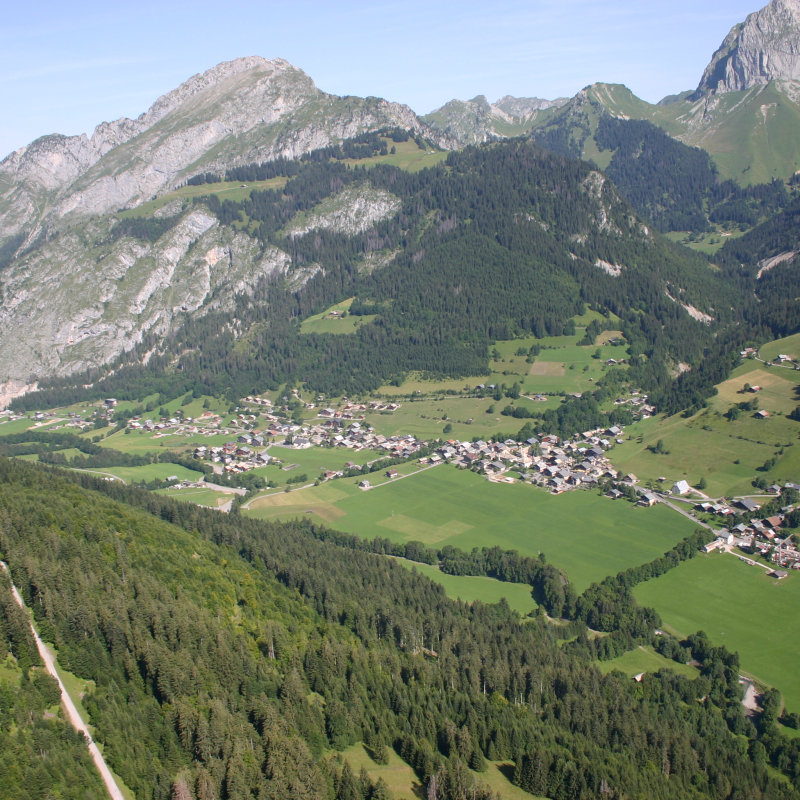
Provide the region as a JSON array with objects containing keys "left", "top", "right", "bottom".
[{"left": 0, "top": 0, "right": 761, "bottom": 158}]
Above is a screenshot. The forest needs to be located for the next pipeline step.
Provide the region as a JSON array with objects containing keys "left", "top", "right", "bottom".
[{"left": 2, "top": 456, "right": 800, "bottom": 800}]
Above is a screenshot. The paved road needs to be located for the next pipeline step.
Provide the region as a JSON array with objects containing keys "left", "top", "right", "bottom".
[{"left": 1, "top": 561, "right": 125, "bottom": 800}]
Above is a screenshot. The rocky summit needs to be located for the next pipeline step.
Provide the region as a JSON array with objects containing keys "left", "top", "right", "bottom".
[{"left": 693, "top": 0, "right": 800, "bottom": 97}]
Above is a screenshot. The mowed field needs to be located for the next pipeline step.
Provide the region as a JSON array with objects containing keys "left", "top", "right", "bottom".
[
  {"left": 635, "top": 553, "right": 800, "bottom": 711},
  {"left": 394, "top": 558, "right": 537, "bottom": 615},
  {"left": 246, "top": 466, "right": 697, "bottom": 593}
]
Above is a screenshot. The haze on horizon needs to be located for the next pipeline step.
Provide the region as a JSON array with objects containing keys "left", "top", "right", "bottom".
[{"left": 0, "top": 0, "right": 760, "bottom": 158}]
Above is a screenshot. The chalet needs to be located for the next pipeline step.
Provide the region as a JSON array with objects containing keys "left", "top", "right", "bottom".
[
  {"left": 359, "top": 480, "right": 371, "bottom": 489},
  {"left": 104, "top": 398, "right": 118, "bottom": 408},
  {"left": 765, "top": 515, "right": 784, "bottom": 529},
  {"left": 386, "top": 469, "right": 399, "bottom": 478},
  {"left": 777, "top": 354, "right": 793, "bottom": 363},
  {"left": 755, "top": 410, "right": 770, "bottom": 419},
  {"left": 319, "top": 408, "right": 337, "bottom": 419},
  {"left": 737, "top": 498, "right": 760, "bottom": 513},
  {"left": 622, "top": 473, "right": 639, "bottom": 484},
  {"left": 771, "top": 570, "right": 789, "bottom": 580},
  {"left": 671, "top": 480, "right": 691, "bottom": 496},
  {"left": 639, "top": 493, "right": 659, "bottom": 507},
  {"left": 749, "top": 385, "right": 762, "bottom": 393},
  {"left": 606, "top": 489, "right": 624, "bottom": 500}
]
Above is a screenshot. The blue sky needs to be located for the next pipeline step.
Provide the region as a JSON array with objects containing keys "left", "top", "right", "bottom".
[{"left": 0, "top": 0, "right": 760, "bottom": 158}]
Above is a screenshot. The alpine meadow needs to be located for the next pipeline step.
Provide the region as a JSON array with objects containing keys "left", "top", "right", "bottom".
[{"left": 5, "top": 2, "right": 800, "bottom": 799}]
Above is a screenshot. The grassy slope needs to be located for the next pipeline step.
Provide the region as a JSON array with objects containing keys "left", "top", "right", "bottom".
[
  {"left": 246, "top": 466, "right": 696, "bottom": 594},
  {"left": 610, "top": 356, "right": 800, "bottom": 497},
  {"left": 596, "top": 645, "right": 700, "bottom": 679},
  {"left": 336, "top": 743, "right": 540, "bottom": 800},
  {"left": 635, "top": 552, "right": 800, "bottom": 710}
]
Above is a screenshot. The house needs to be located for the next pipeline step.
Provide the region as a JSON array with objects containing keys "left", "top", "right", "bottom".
[
  {"left": 770, "top": 570, "right": 789, "bottom": 580},
  {"left": 755, "top": 410, "right": 770, "bottom": 419},
  {"left": 671, "top": 480, "right": 691, "bottom": 496},
  {"left": 606, "top": 489, "right": 624, "bottom": 500},
  {"left": 386, "top": 469, "right": 399, "bottom": 478},
  {"left": 737, "top": 498, "right": 760, "bottom": 513},
  {"left": 319, "top": 408, "right": 337, "bottom": 418},
  {"left": 104, "top": 398, "right": 118, "bottom": 408},
  {"left": 749, "top": 385, "right": 762, "bottom": 393},
  {"left": 359, "top": 480, "right": 371, "bottom": 489},
  {"left": 765, "top": 515, "right": 784, "bottom": 529},
  {"left": 777, "top": 354, "right": 793, "bottom": 363},
  {"left": 639, "top": 493, "right": 659, "bottom": 507},
  {"left": 623, "top": 473, "right": 639, "bottom": 484}
]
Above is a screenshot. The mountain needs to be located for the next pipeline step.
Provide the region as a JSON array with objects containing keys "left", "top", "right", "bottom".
[
  {"left": 464, "top": 0, "right": 800, "bottom": 186},
  {"left": 421, "top": 95, "right": 567, "bottom": 144},
  {"left": 0, "top": 56, "right": 453, "bottom": 249},
  {"left": 7, "top": 139, "right": 735, "bottom": 417}
]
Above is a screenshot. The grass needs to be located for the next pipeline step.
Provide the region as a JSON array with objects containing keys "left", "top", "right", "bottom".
[
  {"left": 635, "top": 552, "right": 800, "bottom": 711},
  {"left": 761, "top": 333, "right": 800, "bottom": 364},
  {"left": 596, "top": 645, "right": 699, "bottom": 679},
  {"left": 394, "top": 558, "right": 537, "bottom": 615},
  {"left": 116, "top": 177, "right": 288, "bottom": 219},
  {"left": 299, "top": 298, "right": 377, "bottom": 335},
  {"left": 340, "top": 138, "right": 450, "bottom": 173},
  {"left": 334, "top": 744, "right": 539, "bottom": 800},
  {"left": 154, "top": 487, "right": 232, "bottom": 507},
  {"left": 76, "top": 462, "right": 203, "bottom": 484},
  {"left": 246, "top": 465, "right": 697, "bottom": 593},
  {"left": 608, "top": 403, "right": 800, "bottom": 498},
  {"left": 663, "top": 229, "right": 745, "bottom": 256}
]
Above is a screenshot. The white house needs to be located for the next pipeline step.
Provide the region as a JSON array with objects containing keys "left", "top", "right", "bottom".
[{"left": 671, "top": 480, "right": 691, "bottom": 496}]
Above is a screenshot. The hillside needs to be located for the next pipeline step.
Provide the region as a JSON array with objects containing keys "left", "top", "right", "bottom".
[
  {"left": 5, "top": 139, "right": 738, "bottom": 415},
  {"left": 2, "top": 456, "right": 799, "bottom": 800}
]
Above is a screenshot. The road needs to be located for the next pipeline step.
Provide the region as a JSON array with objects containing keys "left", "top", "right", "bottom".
[
  {"left": 71, "top": 469, "right": 127, "bottom": 485},
  {"left": 1, "top": 561, "right": 125, "bottom": 800}
]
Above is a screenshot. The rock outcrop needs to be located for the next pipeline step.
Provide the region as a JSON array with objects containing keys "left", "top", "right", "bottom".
[{"left": 693, "top": 0, "right": 800, "bottom": 97}]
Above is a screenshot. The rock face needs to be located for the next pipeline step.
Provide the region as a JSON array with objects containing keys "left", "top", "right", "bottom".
[
  {"left": 693, "top": 0, "right": 800, "bottom": 97},
  {"left": 0, "top": 205, "right": 293, "bottom": 390},
  {"left": 422, "top": 95, "right": 567, "bottom": 145},
  {"left": 0, "top": 56, "right": 453, "bottom": 247}
]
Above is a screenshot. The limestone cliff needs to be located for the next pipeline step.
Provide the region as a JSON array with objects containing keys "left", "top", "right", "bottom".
[{"left": 693, "top": 0, "right": 800, "bottom": 97}]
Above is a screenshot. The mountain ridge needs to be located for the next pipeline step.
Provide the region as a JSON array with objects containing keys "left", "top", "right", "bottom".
[{"left": 0, "top": 56, "right": 454, "bottom": 249}]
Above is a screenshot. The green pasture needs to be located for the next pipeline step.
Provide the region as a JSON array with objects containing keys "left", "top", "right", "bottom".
[
  {"left": 361, "top": 395, "right": 555, "bottom": 439},
  {"left": 662, "top": 229, "right": 744, "bottom": 256},
  {"left": 394, "top": 558, "right": 536, "bottom": 615},
  {"left": 0, "top": 417, "right": 41, "bottom": 435},
  {"left": 609, "top": 409, "right": 797, "bottom": 498},
  {"left": 154, "top": 487, "right": 231, "bottom": 508},
  {"left": 300, "top": 298, "right": 377, "bottom": 335},
  {"left": 77, "top": 462, "right": 203, "bottom": 484},
  {"left": 713, "top": 367, "right": 800, "bottom": 416},
  {"left": 596, "top": 645, "right": 699, "bottom": 679},
  {"left": 334, "top": 743, "right": 537, "bottom": 800},
  {"left": 635, "top": 552, "right": 800, "bottom": 711},
  {"left": 341, "top": 137, "right": 450, "bottom": 173},
  {"left": 116, "top": 177, "right": 288, "bottom": 219},
  {"left": 761, "top": 333, "right": 800, "bottom": 364},
  {"left": 247, "top": 466, "right": 697, "bottom": 593}
]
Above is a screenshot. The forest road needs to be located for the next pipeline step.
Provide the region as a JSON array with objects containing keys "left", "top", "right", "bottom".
[{"left": 0, "top": 560, "right": 126, "bottom": 800}]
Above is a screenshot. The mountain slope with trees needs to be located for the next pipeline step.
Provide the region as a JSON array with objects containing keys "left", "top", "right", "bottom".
[{"left": 2, "top": 456, "right": 800, "bottom": 800}]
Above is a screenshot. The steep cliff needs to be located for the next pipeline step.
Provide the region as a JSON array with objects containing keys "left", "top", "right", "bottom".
[{"left": 693, "top": 0, "right": 800, "bottom": 97}]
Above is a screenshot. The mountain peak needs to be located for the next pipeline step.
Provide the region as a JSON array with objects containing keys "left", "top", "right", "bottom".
[{"left": 693, "top": 0, "right": 800, "bottom": 97}]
